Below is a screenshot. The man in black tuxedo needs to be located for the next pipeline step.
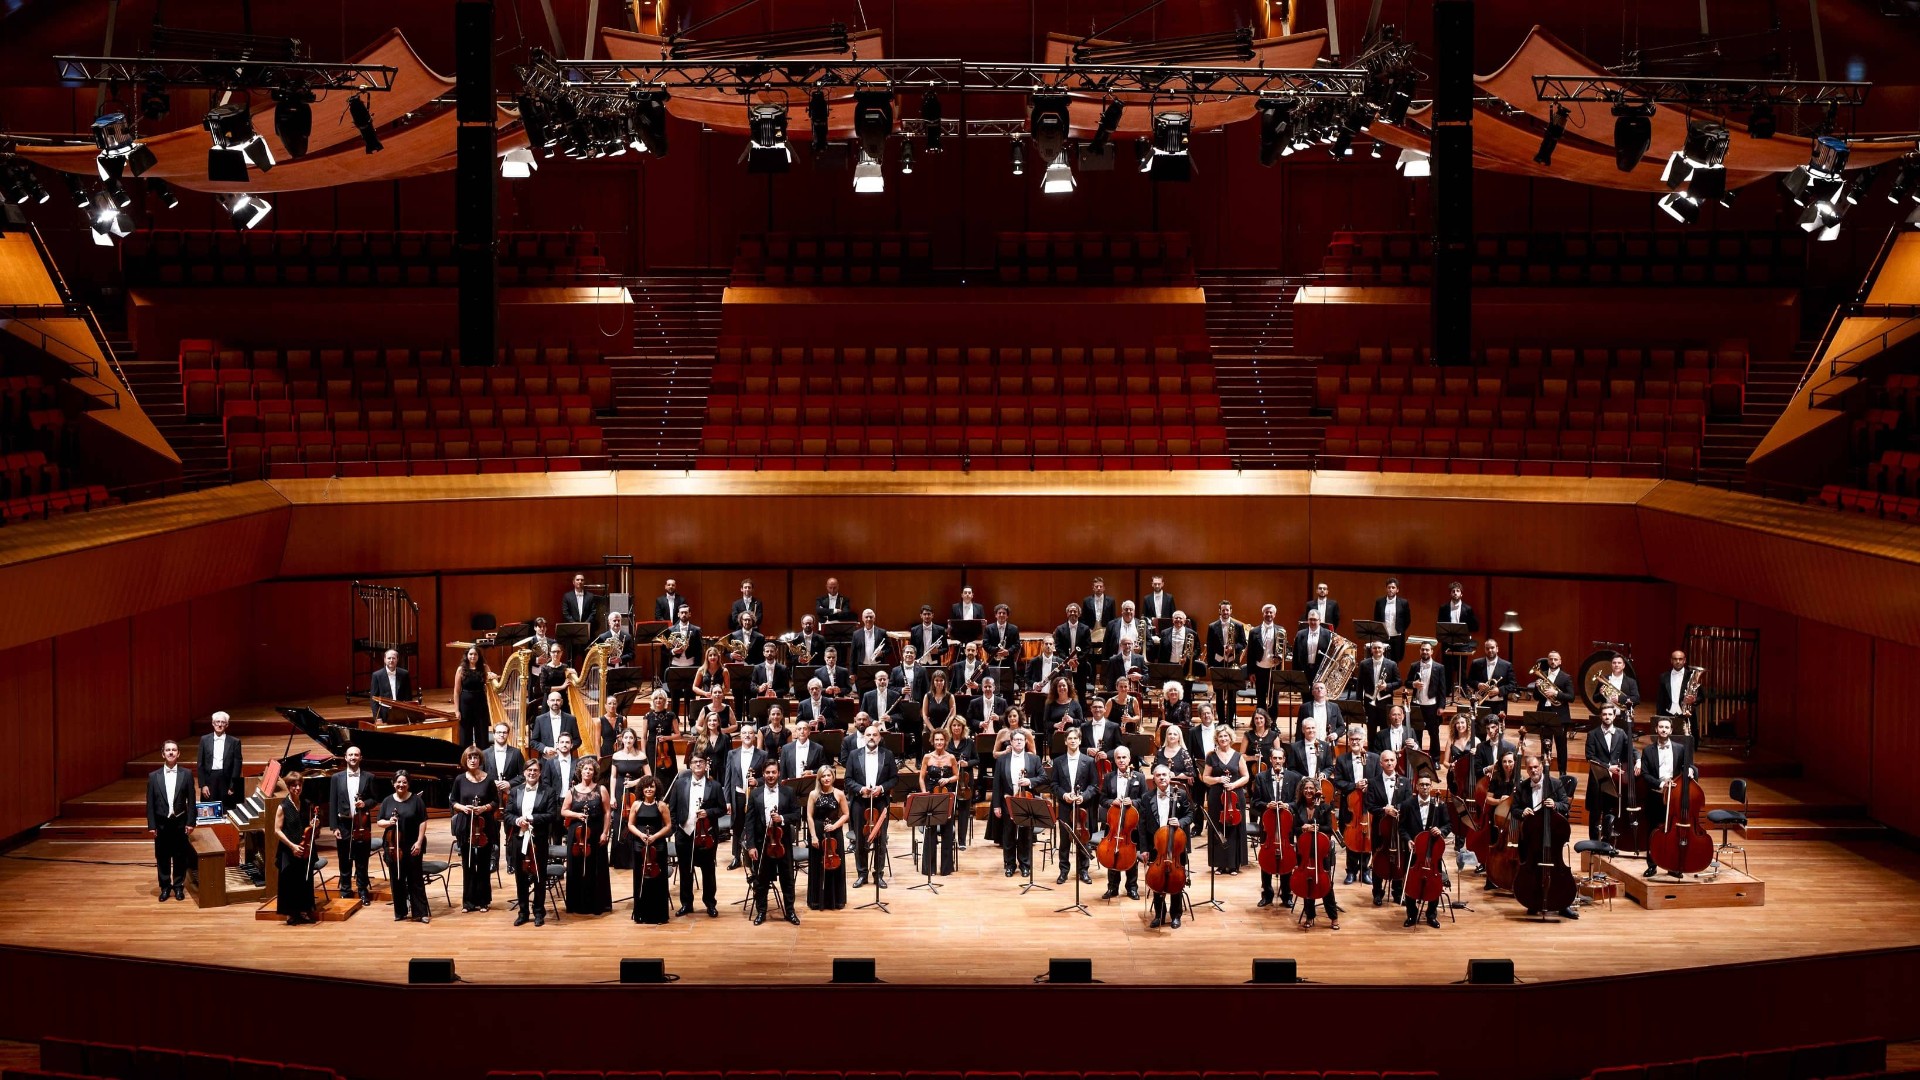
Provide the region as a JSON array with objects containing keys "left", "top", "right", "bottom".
[
  {"left": 1098, "top": 747, "right": 1146, "bottom": 900},
  {"left": 1295, "top": 681, "right": 1342, "bottom": 743},
  {"left": 1138, "top": 763, "right": 1194, "bottom": 928},
  {"left": 815, "top": 577, "right": 854, "bottom": 624},
  {"left": 795, "top": 679, "right": 836, "bottom": 730},
  {"left": 1250, "top": 761, "right": 1306, "bottom": 910},
  {"left": 1598, "top": 653, "right": 1641, "bottom": 718},
  {"left": 329, "top": 745, "right": 377, "bottom": 901},
  {"left": 528, "top": 690, "right": 581, "bottom": 759},
  {"left": 652, "top": 578, "right": 682, "bottom": 622},
  {"left": 726, "top": 611, "right": 766, "bottom": 664},
  {"left": 1514, "top": 754, "right": 1580, "bottom": 919},
  {"left": 1405, "top": 641, "right": 1449, "bottom": 754},
  {"left": 1139, "top": 575, "right": 1177, "bottom": 623},
  {"left": 479, "top": 723, "right": 525, "bottom": 872},
  {"left": 967, "top": 676, "right": 1010, "bottom": 733},
  {"left": 891, "top": 649, "right": 929, "bottom": 703},
  {"left": 370, "top": 649, "right": 413, "bottom": 719},
  {"left": 562, "top": 572, "right": 600, "bottom": 633},
  {"left": 907, "top": 606, "right": 947, "bottom": 664},
  {"left": 196, "top": 711, "right": 244, "bottom": 810},
  {"left": 1245, "top": 603, "right": 1287, "bottom": 719},
  {"left": 861, "top": 669, "right": 906, "bottom": 732},
  {"left": 951, "top": 587, "right": 985, "bottom": 622},
  {"left": 990, "top": 728, "right": 1046, "bottom": 876},
  {"left": 845, "top": 724, "right": 898, "bottom": 888},
  {"left": 1637, "top": 717, "right": 1697, "bottom": 879},
  {"left": 146, "top": 740, "right": 196, "bottom": 901},
  {"left": 1401, "top": 774, "right": 1452, "bottom": 927},
  {"left": 592, "top": 610, "right": 635, "bottom": 667},
  {"left": 506, "top": 759, "right": 557, "bottom": 926},
  {"left": 1292, "top": 610, "right": 1334, "bottom": 684},
  {"left": 1465, "top": 639, "right": 1514, "bottom": 722},
  {"left": 1080, "top": 696, "right": 1124, "bottom": 763},
  {"left": 850, "top": 608, "right": 893, "bottom": 669},
  {"left": 668, "top": 753, "right": 727, "bottom": 917},
  {"left": 728, "top": 579, "right": 763, "bottom": 633},
  {"left": 1373, "top": 577, "right": 1411, "bottom": 662},
  {"left": 1471, "top": 714, "right": 1517, "bottom": 781},
  {"left": 779, "top": 720, "right": 828, "bottom": 781},
  {"left": 1364, "top": 747, "right": 1412, "bottom": 906},
  {"left": 1354, "top": 639, "right": 1402, "bottom": 737},
  {"left": 749, "top": 640, "right": 788, "bottom": 700},
  {"left": 1053, "top": 603, "right": 1095, "bottom": 699},
  {"left": 722, "top": 734, "right": 769, "bottom": 868},
  {"left": 787, "top": 614, "right": 825, "bottom": 669},
  {"left": 1105, "top": 635, "right": 1149, "bottom": 695},
  {"left": 1153, "top": 610, "right": 1197, "bottom": 700},
  {"left": 1022, "top": 640, "right": 1060, "bottom": 696},
  {"left": 744, "top": 761, "right": 802, "bottom": 924},
  {"left": 1081, "top": 577, "right": 1116, "bottom": 656},
  {"left": 1050, "top": 727, "right": 1100, "bottom": 885},
  {"left": 542, "top": 733, "right": 583, "bottom": 796},
  {"left": 1653, "top": 650, "right": 1696, "bottom": 719},
  {"left": 1529, "top": 648, "right": 1577, "bottom": 774},
  {"left": 1437, "top": 581, "right": 1479, "bottom": 635},
  {"left": 1205, "top": 600, "right": 1245, "bottom": 724},
  {"left": 981, "top": 606, "right": 1019, "bottom": 668},
  {"left": 1304, "top": 581, "right": 1341, "bottom": 630},
  {"left": 813, "top": 646, "right": 853, "bottom": 700},
  {"left": 1584, "top": 704, "right": 1632, "bottom": 841},
  {"left": 1286, "top": 716, "right": 1335, "bottom": 783},
  {"left": 1330, "top": 728, "right": 1380, "bottom": 885}
]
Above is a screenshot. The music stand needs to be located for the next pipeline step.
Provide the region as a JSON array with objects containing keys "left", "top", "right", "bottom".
[
  {"left": 821, "top": 621, "right": 858, "bottom": 644},
  {"left": 1008, "top": 795, "right": 1055, "bottom": 895},
  {"left": 816, "top": 729, "right": 846, "bottom": 761},
  {"left": 1147, "top": 661, "right": 1187, "bottom": 693},
  {"left": 1275, "top": 671, "right": 1311, "bottom": 738},
  {"left": 1121, "top": 732, "right": 1158, "bottom": 766},
  {"left": 1020, "top": 690, "right": 1047, "bottom": 719},
  {"left": 557, "top": 621, "right": 592, "bottom": 665},
  {"left": 905, "top": 793, "right": 950, "bottom": 894},
  {"left": 1352, "top": 619, "right": 1390, "bottom": 645},
  {"left": 748, "top": 697, "right": 789, "bottom": 723},
  {"left": 1334, "top": 700, "right": 1369, "bottom": 739},
  {"left": 1209, "top": 665, "right": 1248, "bottom": 709},
  {"left": 855, "top": 664, "right": 888, "bottom": 695},
  {"left": 949, "top": 619, "right": 984, "bottom": 645},
  {"left": 1436, "top": 621, "right": 1474, "bottom": 689}
]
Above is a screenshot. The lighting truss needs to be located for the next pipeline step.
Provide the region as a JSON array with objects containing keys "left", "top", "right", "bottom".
[
  {"left": 54, "top": 55, "right": 398, "bottom": 93},
  {"left": 1530, "top": 75, "right": 1868, "bottom": 110}
]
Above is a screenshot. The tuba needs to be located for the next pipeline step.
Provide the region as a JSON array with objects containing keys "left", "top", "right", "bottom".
[
  {"left": 1678, "top": 664, "right": 1706, "bottom": 737},
  {"left": 1317, "top": 631, "right": 1360, "bottom": 699}
]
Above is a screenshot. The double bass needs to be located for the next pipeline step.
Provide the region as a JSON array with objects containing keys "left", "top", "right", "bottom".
[
  {"left": 1648, "top": 775, "right": 1713, "bottom": 875},
  {"left": 1511, "top": 792, "right": 1576, "bottom": 916}
]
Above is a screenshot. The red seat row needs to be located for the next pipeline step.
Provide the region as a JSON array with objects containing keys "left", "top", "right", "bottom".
[
  {"left": 715, "top": 363, "right": 1215, "bottom": 399},
  {"left": 701, "top": 423, "right": 1227, "bottom": 457},
  {"left": 187, "top": 371, "right": 609, "bottom": 419},
  {"left": 125, "top": 229, "right": 603, "bottom": 288},
  {"left": 1324, "top": 425, "right": 1700, "bottom": 472},
  {"left": 1, "top": 485, "right": 113, "bottom": 525},
  {"left": 717, "top": 345, "right": 1190, "bottom": 368},
  {"left": 181, "top": 341, "right": 607, "bottom": 372},
  {"left": 267, "top": 456, "right": 599, "bottom": 480},
  {"left": 732, "top": 232, "right": 934, "bottom": 286},
  {"left": 227, "top": 427, "right": 605, "bottom": 479},
  {"left": 1586, "top": 1036, "right": 1886, "bottom": 1080},
  {"left": 709, "top": 395, "right": 1219, "bottom": 430},
  {"left": 1815, "top": 484, "right": 1920, "bottom": 523},
  {"left": 1329, "top": 394, "right": 1706, "bottom": 436},
  {"left": 488, "top": 1071, "right": 1433, "bottom": 1080},
  {"left": 220, "top": 395, "right": 599, "bottom": 435},
  {"left": 1320, "top": 456, "right": 1662, "bottom": 479},
  {"left": 1324, "top": 228, "right": 1805, "bottom": 288}
]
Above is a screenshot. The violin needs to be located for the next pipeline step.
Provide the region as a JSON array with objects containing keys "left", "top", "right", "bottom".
[
  {"left": 351, "top": 804, "right": 372, "bottom": 844},
  {"left": 468, "top": 802, "right": 490, "bottom": 850},
  {"left": 1255, "top": 799, "right": 1295, "bottom": 877},
  {"left": 1072, "top": 802, "right": 1091, "bottom": 847},
  {"left": 640, "top": 832, "right": 664, "bottom": 879},
  {"left": 1511, "top": 799, "right": 1576, "bottom": 915},
  {"left": 1648, "top": 775, "right": 1713, "bottom": 875},
  {"left": 1343, "top": 787, "right": 1373, "bottom": 855},
  {"left": 821, "top": 833, "right": 842, "bottom": 871},
  {"left": 1289, "top": 804, "right": 1334, "bottom": 901},
  {"left": 693, "top": 806, "right": 715, "bottom": 850},
  {"left": 655, "top": 731, "right": 676, "bottom": 770},
  {"left": 764, "top": 811, "right": 788, "bottom": 860},
  {"left": 1402, "top": 827, "right": 1447, "bottom": 907},
  {"left": 518, "top": 820, "right": 539, "bottom": 875},
  {"left": 382, "top": 815, "right": 400, "bottom": 874},
  {"left": 568, "top": 815, "right": 591, "bottom": 858},
  {"left": 1144, "top": 819, "right": 1189, "bottom": 896},
  {"left": 1220, "top": 787, "right": 1244, "bottom": 828},
  {"left": 1095, "top": 797, "right": 1138, "bottom": 871}
]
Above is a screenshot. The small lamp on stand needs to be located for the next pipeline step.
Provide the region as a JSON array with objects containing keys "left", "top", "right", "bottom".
[{"left": 1499, "top": 612, "right": 1523, "bottom": 659}]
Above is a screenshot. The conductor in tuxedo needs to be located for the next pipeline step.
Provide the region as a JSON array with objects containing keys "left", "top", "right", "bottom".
[
  {"left": 146, "top": 740, "right": 196, "bottom": 901},
  {"left": 1373, "top": 578, "right": 1411, "bottom": 662},
  {"left": 744, "top": 761, "right": 802, "bottom": 924},
  {"left": 370, "top": 649, "right": 413, "bottom": 719},
  {"left": 844, "top": 724, "right": 898, "bottom": 887},
  {"left": 197, "top": 711, "right": 245, "bottom": 810},
  {"left": 528, "top": 690, "right": 582, "bottom": 759},
  {"left": 668, "top": 753, "right": 727, "bottom": 916},
  {"left": 563, "top": 573, "right": 600, "bottom": 632},
  {"left": 990, "top": 729, "right": 1046, "bottom": 876},
  {"left": 506, "top": 759, "right": 557, "bottom": 926}
]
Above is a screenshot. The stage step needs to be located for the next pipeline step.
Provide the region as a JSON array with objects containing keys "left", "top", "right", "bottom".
[{"left": 39, "top": 816, "right": 152, "bottom": 840}]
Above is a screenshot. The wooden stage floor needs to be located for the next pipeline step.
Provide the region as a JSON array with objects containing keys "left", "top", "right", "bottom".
[{"left": 7, "top": 815, "right": 1920, "bottom": 987}]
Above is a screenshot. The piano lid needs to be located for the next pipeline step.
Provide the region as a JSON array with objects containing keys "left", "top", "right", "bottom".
[{"left": 277, "top": 707, "right": 465, "bottom": 774}]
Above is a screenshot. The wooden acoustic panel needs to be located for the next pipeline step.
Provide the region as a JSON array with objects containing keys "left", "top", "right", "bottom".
[
  {"left": 0, "top": 641, "right": 55, "bottom": 838},
  {"left": 1872, "top": 639, "right": 1920, "bottom": 835}
]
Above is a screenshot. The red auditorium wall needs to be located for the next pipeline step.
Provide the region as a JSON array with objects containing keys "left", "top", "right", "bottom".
[{"left": 0, "top": 641, "right": 56, "bottom": 840}]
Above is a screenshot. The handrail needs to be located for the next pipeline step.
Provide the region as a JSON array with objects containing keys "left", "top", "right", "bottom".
[
  {"left": 0, "top": 318, "right": 119, "bottom": 410},
  {"left": 1805, "top": 311, "right": 1920, "bottom": 408}
]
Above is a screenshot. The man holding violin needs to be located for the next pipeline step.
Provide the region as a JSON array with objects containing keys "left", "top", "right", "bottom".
[
  {"left": 1098, "top": 745, "right": 1146, "bottom": 901},
  {"left": 848, "top": 724, "right": 898, "bottom": 890},
  {"left": 1331, "top": 727, "right": 1379, "bottom": 887},
  {"left": 1051, "top": 727, "right": 1099, "bottom": 886},
  {"left": 744, "top": 761, "right": 802, "bottom": 925},
  {"left": 328, "top": 746, "right": 376, "bottom": 903},
  {"left": 668, "top": 753, "right": 726, "bottom": 918},
  {"left": 1139, "top": 763, "right": 1193, "bottom": 929}
]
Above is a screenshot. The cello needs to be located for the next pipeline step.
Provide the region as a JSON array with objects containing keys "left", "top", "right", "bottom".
[
  {"left": 1402, "top": 827, "right": 1448, "bottom": 913},
  {"left": 1289, "top": 797, "right": 1334, "bottom": 919},
  {"left": 1511, "top": 786, "right": 1576, "bottom": 916},
  {"left": 1648, "top": 775, "right": 1713, "bottom": 875},
  {"left": 1368, "top": 798, "right": 1404, "bottom": 896},
  {"left": 1256, "top": 793, "right": 1296, "bottom": 878},
  {"left": 1144, "top": 815, "right": 1189, "bottom": 898},
  {"left": 1095, "top": 796, "right": 1138, "bottom": 872},
  {"left": 1343, "top": 786, "right": 1373, "bottom": 856}
]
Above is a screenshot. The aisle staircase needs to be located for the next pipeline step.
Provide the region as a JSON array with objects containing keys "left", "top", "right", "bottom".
[
  {"left": 1200, "top": 272, "right": 1325, "bottom": 468},
  {"left": 603, "top": 271, "right": 727, "bottom": 469}
]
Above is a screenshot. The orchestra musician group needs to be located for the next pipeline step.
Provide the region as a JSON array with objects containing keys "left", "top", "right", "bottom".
[{"left": 162, "top": 571, "right": 1715, "bottom": 935}]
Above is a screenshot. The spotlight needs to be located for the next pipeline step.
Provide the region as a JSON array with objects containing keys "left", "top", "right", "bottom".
[
  {"left": 93, "top": 112, "right": 156, "bottom": 179},
  {"left": 272, "top": 87, "right": 315, "bottom": 158},
  {"left": 1611, "top": 101, "right": 1654, "bottom": 172},
  {"left": 1010, "top": 139, "right": 1026, "bottom": 176},
  {"left": 3, "top": 159, "right": 49, "bottom": 205},
  {"left": 1657, "top": 119, "right": 1731, "bottom": 223},
  {"left": 64, "top": 172, "right": 89, "bottom": 209},
  {"left": 852, "top": 89, "right": 893, "bottom": 194},
  {"left": 86, "top": 187, "right": 133, "bottom": 246},
  {"left": 1533, "top": 105, "right": 1569, "bottom": 166},
  {"left": 1142, "top": 110, "right": 1192, "bottom": 181},
  {"left": 221, "top": 192, "right": 273, "bottom": 230},
  {"left": 501, "top": 146, "right": 538, "bottom": 178},
  {"left": 1257, "top": 98, "right": 1293, "bottom": 166},
  {"left": 205, "top": 102, "right": 273, "bottom": 181},
  {"left": 920, "top": 89, "right": 943, "bottom": 152},
  {"left": 1088, "top": 99, "right": 1124, "bottom": 155},
  {"left": 900, "top": 139, "right": 914, "bottom": 175},
  {"left": 1781, "top": 135, "right": 1850, "bottom": 239},
  {"left": 629, "top": 89, "right": 670, "bottom": 157},
  {"left": 1029, "top": 91, "right": 1073, "bottom": 193},
  {"left": 1384, "top": 71, "right": 1416, "bottom": 125},
  {"left": 1889, "top": 154, "right": 1920, "bottom": 204},
  {"left": 516, "top": 94, "right": 556, "bottom": 152},
  {"left": 1747, "top": 102, "right": 1776, "bottom": 140},
  {"left": 105, "top": 180, "right": 132, "bottom": 210},
  {"left": 1395, "top": 148, "right": 1430, "bottom": 177},
  {"left": 348, "top": 94, "right": 383, "bottom": 153},
  {"left": 808, "top": 90, "right": 830, "bottom": 154},
  {"left": 745, "top": 103, "right": 791, "bottom": 174},
  {"left": 148, "top": 178, "right": 180, "bottom": 210},
  {"left": 139, "top": 73, "right": 170, "bottom": 122}
]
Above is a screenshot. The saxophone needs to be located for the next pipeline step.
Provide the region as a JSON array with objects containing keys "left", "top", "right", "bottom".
[{"left": 1318, "top": 631, "right": 1360, "bottom": 699}]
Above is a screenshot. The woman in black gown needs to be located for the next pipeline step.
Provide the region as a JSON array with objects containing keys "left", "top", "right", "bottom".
[
  {"left": 806, "top": 771, "right": 850, "bottom": 911},
  {"left": 450, "top": 746, "right": 498, "bottom": 912},
  {"left": 532, "top": 642, "right": 572, "bottom": 714},
  {"left": 1153, "top": 724, "right": 1195, "bottom": 795},
  {"left": 1202, "top": 726, "right": 1250, "bottom": 873},
  {"left": 917, "top": 669, "right": 955, "bottom": 761},
  {"left": 562, "top": 757, "right": 613, "bottom": 914},
  {"left": 945, "top": 716, "right": 977, "bottom": 849},
  {"left": 453, "top": 646, "right": 492, "bottom": 749},
  {"left": 1246, "top": 710, "right": 1281, "bottom": 770},
  {"left": 1044, "top": 676, "right": 1083, "bottom": 740},
  {"left": 626, "top": 775, "right": 673, "bottom": 923},
  {"left": 918, "top": 729, "right": 959, "bottom": 876},
  {"left": 606, "top": 729, "right": 650, "bottom": 872},
  {"left": 273, "top": 767, "right": 318, "bottom": 924},
  {"left": 760, "top": 707, "right": 791, "bottom": 754}
]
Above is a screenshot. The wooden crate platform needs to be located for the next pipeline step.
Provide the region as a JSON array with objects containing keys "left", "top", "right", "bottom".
[{"left": 1592, "top": 854, "right": 1765, "bottom": 910}]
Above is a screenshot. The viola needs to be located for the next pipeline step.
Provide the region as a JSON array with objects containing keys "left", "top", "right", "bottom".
[
  {"left": 568, "top": 815, "right": 591, "bottom": 858},
  {"left": 821, "top": 834, "right": 842, "bottom": 871},
  {"left": 655, "top": 732, "right": 676, "bottom": 770},
  {"left": 640, "top": 834, "right": 664, "bottom": 879},
  {"left": 1220, "top": 788, "right": 1244, "bottom": 828},
  {"left": 1289, "top": 809, "right": 1333, "bottom": 900},
  {"left": 468, "top": 804, "right": 490, "bottom": 850},
  {"left": 1073, "top": 802, "right": 1092, "bottom": 847},
  {"left": 351, "top": 804, "right": 372, "bottom": 843},
  {"left": 764, "top": 814, "right": 788, "bottom": 860},
  {"left": 518, "top": 821, "right": 539, "bottom": 875},
  {"left": 1255, "top": 800, "right": 1295, "bottom": 877},
  {"left": 1343, "top": 787, "right": 1372, "bottom": 854},
  {"left": 1095, "top": 798, "right": 1138, "bottom": 871},
  {"left": 693, "top": 807, "right": 715, "bottom": 850},
  {"left": 1648, "top": 776, "right": 1713, "bottom": 875},
  {"left": 1144, "top": 821, "right": 1189, "bottom": 896},
  {"left": 382, "top": 819, "right": 400, "bottom": 874},
  {"left": 1402, "top": 828, "right": 1447, "bottom": 906},
  {"left": 1511, "top": 803, "right": 1576, "bottom": 915}
]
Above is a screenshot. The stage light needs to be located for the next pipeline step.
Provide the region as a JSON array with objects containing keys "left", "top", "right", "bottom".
[
  {"left": 1533, "top": 105, "right": 1569, "bottom": 166},
  {"left": 1782, "top": 135, "right": 1850, "bottom": 238},
  {"left": 2, "top": 159, "right": 48, "bottom": 205},
  {"left": 139, "top": 73, "right": 170, "bottom": 122},
  {"left": 1142, "top": 110, "right": 1192, "bottom": 181},
  {"left": 93, "top": 112, "right": 156, "bottom": 180},
  {"left": 272, "top": 87, "right": 315, "bottom": 158},
  {"left": 64, "top": 172, "right": 89, "bottom": 208},
  {"left": 221, "top": 191, "right": 273, "bottom": 230},
  {"left": 1044, "top": 959, "right": 1093, "bottom": 984},
  {"left": 1384, "top": 71, "right": 1416, "bottom": 125},
  {"left": 831, "top": 958, "right": 878, "bottom": 983},
  {"left": 348, "top": 94, "right": 383, "bottom": 154},
  {"left": 852, "top": 89, "right": 894, "bottom": 194},
  {"left": 1029, "top": 91, "right": 1073, "bottom": 193},
  {"left": 808, "top": 90, "right": 830, "bottom": 154},
  {"left": 86, "top": 187, "right": 132, "bottom": 246},
  {"left": 745, "top": 103, "right": 791, "bottom": 174},
  {"left": 501, "top": 146, "right": 537, "bottom": 178},
  {"left": 1010, "top": 139, "right": 1026, "bottom": 176},
  {"left": 920, "top": 89, "right": 943, "bottom": 152},
  {"left": 1747, "top": 102, "right": 1776, "bottom": 139},
  {"left": 1395, "top": 148, "right": 1430, "bottom": 177},
  {"left": 516, "top": 94, "right": 555, "bottom": 152},
  {"left": 408, "top": 958, "right": 458, "bottom": 984},
  {"left": 1466, "top": 959, "right": 1515, "bottom": 985},
  {"left": 1888, "top": 154, "right": 1920, "bottom": 204},
  {"left": 619, "top": 958, "right": 670, "bottom": 983},
  {"left": 205, "top": 102, "right": 273, "bottom": 181},
  {"left": 1611, "top": 101, "right": 1653, "bottom": 172},
  {"left": 148, "top": 178, "right": 180, "bottom": 210},
  {"left": 899, "top": 139, "right": 914, "bottom": 175},
  {"left": 1657, "top": 119, "right": 1731, "bottom": 223},
  {"left": 628, "top": 90, "right": 670, "bottom": 158},
  {"left": 1257, "top": 98, "right": 1292, "bottom": 166},
  {"left": 1089, "top": 98, "right": 1125, "bottom": 156}
]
